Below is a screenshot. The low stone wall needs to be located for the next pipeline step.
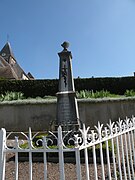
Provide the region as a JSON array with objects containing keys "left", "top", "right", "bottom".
[{"left": 0, "top": 98, "right": 135, "bottom": 131}]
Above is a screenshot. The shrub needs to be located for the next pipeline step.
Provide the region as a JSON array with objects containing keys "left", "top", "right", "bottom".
[
  {"left": 0, "top": 91, "right": 25, "bottom": 101},
  {"left": 124, "top": 90, "right": 135, "bottom": 97},
  {"left": 76, "top": 90, "right": 118, "bottom": 99}
]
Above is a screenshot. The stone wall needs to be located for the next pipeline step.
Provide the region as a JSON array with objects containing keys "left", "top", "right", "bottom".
[{"left": 0, "top": 98, "right": 135, "bottom": 131}]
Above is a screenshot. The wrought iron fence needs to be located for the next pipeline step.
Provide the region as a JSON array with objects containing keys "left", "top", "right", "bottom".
[{"left": 0, "top": 117, "right": 135, "bottom": 179}]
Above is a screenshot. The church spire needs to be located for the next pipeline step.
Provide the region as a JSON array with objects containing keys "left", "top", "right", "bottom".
[{"left": 0, "top": 42, "right": 16, "bottom": 63}]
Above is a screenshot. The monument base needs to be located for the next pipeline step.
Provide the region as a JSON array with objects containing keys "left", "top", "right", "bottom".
[{"left": 55, "top": 123, "right": 80, "bottom": 132}]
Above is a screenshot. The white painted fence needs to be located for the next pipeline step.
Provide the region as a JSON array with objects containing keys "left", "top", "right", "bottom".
[{"left": 0, "top": 116, "right": 135, "bottom": 179}]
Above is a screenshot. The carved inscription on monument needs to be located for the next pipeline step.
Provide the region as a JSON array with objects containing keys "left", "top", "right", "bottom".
[
  {"left": 61, "top": 59, "right": 68, "bottom": 87},
  {"left": 59, "top": 95, "right": 74, "bottom": 122}
]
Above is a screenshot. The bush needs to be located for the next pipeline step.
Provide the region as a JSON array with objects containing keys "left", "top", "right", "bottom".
[
  {"left": 0, "top": 91, "right": 25, "bottom": 101},
  {"left": 124, "top": 90, "right": 135, "bottom": 97},
  {"left": 76, "top": 90, "right": 118, "bottom": 99}
]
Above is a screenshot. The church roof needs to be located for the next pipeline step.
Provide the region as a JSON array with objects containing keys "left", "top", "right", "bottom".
[
  {"left": 12, "top": 63, "right": 27, "bottom": 79},
  {"left": 27, "top": 72, "right": 34, "bottom": 79},
  {"left": 0, "top": 64, "right": 18, "bottom": 79},
  {"left": 0, "top": 56, "right": 9, "bottom": 67},
  {"left": 0, "top": 42, "right": 34, "bottom": 80},
  {"left": 0, "top": 42, "right": 16, "bottom": 63}
]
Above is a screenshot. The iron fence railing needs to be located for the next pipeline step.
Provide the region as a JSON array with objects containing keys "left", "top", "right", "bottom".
[{"left": 0, "top": 116, "right": 135, "bottom": 179}]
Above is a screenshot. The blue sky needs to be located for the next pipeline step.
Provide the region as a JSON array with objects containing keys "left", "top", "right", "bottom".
[{"left": 0, "top": 0, "right": 135, "bottom": 79}]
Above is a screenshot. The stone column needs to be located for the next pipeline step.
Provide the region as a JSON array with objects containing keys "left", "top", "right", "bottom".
[{"left": 56, "top": 42, "right": 80, "bottom": 131}]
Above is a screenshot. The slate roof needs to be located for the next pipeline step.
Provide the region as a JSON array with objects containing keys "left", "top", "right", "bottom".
[
  {"left": 0, "top": 42, "right": 15, "bottom": 63},
  {"left": 0, "top": 66, "right": 18, "bottom": 79},
  {"left": 27, "top": 72, "right": 34, "bottom": 79},
  {"left": 0, "top": 56, "right": 18, "bottom": 79},
  {"left": 0, "top": 42, "right": 34, "bottom": 80},
  {"left": 0, "top": 56, "right": 9, "bottom": 67},
  {"left": 11, "top": 61, "right": 27, "bottom": 79}
]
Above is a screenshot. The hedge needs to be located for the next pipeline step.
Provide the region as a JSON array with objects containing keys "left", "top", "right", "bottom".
[
  {"left": 0, "top": 79, "right": 58, "bottom": 98},
  {"left": 74, "top": 77, "right": 135, "bottom": 95},
  {"left": 0, "top": 77, "right": 135, "bottom": 97}
]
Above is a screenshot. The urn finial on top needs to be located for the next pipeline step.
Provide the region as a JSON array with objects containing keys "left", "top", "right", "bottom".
[{"left": 61, "top": 41, "right": 69, "bottom": 51}]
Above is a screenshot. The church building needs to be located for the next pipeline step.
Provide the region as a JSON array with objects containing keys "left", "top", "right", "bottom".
[{"left": 0, "top": 42, "right": 34, "bottom": 80}]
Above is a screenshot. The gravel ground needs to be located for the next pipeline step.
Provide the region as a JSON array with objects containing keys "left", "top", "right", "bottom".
[
  {"left": 5, "top": 153, "right": 115, "bottom": 180},
  {"left": 4, "top": 141, "right": 115, "bottom": 180},
  {"left": 4, "top": 136, "right": 133, "bottom": 180},
  {"left": 5, "top": 161, "right": 113, "bottom": 180}
]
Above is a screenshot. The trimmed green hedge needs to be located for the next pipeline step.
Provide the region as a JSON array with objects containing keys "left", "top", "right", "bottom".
[
  {"left": 0, "top": 77, "right": 135, "bottom": 97},
  {"left": 75, "top": 77, "right": 135, "bottom": 95},
  {"left": 0, "top": 80, "right": 58, "bottom": 98}
]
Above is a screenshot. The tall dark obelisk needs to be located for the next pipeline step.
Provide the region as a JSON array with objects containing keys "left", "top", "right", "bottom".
[{"left": 56, "top": 42, "right": 80, "bottom": 131}]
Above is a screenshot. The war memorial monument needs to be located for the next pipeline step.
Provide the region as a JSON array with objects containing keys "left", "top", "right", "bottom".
[{"left": 56, "top": 41, "right": 80, "bottom": 131}]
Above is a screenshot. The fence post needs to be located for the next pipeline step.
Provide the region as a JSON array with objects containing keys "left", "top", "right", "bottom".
[
  {"left": 75, "top": 148, "right": 82, "bottom": 180},
  {"left": 58, "top": 126, "right": 65, "bottom": 180},
  {"left": 0, "top": 128, "right": 6, "bottom": 180}
]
